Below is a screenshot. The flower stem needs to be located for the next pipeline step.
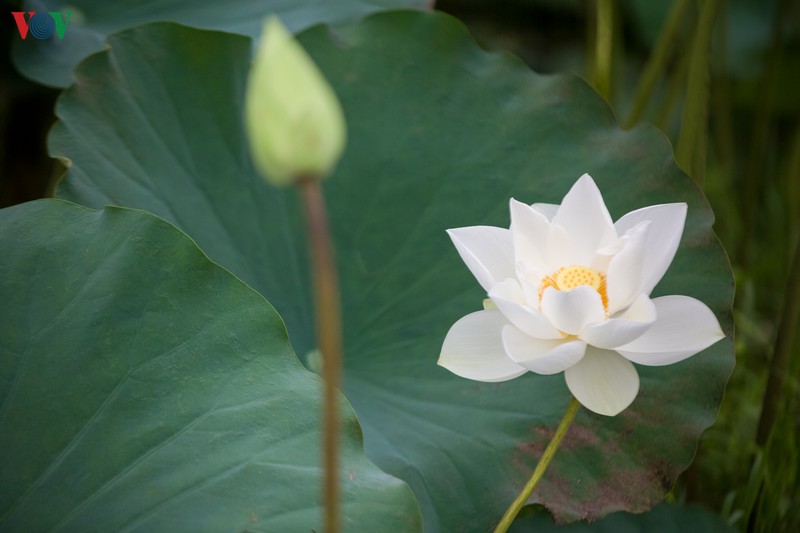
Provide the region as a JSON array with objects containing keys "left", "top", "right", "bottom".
[
  {"left": 756, "top": 232, "right": 800, "bottom": 446},
  {"left": 624, "top": 0, "right": 692, "bottom": 128},
  {"left": 741, "top": 0, "right": 789, "bottom": 266},
  {"left": 675, "top": 0, "right": 722, "bottom": 185},
  {"left": 493, "top": 397, "right": 581, "bottom": 533},
  {"left": 593, "top": 0, "right": 614, "bottom": 102},
  {"left": 298, "top": 177, "right": 342, "bottom": 533}
]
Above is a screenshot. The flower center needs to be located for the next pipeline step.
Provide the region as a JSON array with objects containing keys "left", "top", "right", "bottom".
[
  {"left": 556, "top": 265, "right": 602, "bottom": 291},
  {"left": 539, "top": 265, "right": 608, "bottom": 310}
]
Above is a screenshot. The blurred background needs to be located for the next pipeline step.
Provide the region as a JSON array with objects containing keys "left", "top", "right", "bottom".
[{"left": 2, "top": 0, "right": 799, "bottom": 530}]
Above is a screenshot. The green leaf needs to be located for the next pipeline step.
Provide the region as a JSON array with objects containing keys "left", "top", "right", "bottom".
[
  {"left": 0, "top": 200, "right": 422, "bottom": 531},
  {"left": 51, "top": 12, "right": 735, "bottom": 531},
  {"left": 11, "top": 0, "right": 427, "bottom": 88},
  {"left": 509, "top": 503, "right": 735, "bottom": 532}
]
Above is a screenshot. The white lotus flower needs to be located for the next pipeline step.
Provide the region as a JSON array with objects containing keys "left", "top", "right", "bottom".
[{"left": 438, "top": 174, "right": 725, "bottom": 416}]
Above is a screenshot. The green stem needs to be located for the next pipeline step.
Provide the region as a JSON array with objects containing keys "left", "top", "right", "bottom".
[
  {"left": 584, "top": 0, "right": 596, "bottom": 84},
  {"left": 675, "top": 0, "right": 722, "bottom": 185},
  {"left": 709, "top": 1, "right": 734, "bottom": 190},
  {"left": 654, "top": 40, "right": 691, "bottom": 131},
  {"left": 493, "top": 397, "right": 581, "bottom": 533},
  {"left": 298, "top": 178, "right": 343, "bottom": 533},
  {"left": 624, "top": 0, "right": 692, "bottom": 128},
  {"left": 593, "top": 0, "right": 614, "bottom": 101},
  {"left": 755, "top": 235, "right": 800, "bottom": 446},
  {"left": 787, "top": 125, "right": 800, "bottom": 236},
  {"left": 741, "top": 0, "right": 789, "bottom": 267}
]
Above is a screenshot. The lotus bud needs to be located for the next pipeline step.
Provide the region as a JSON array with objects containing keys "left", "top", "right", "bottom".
[{"left": 244, "top": 17, "right": 346, "bottom": 186}]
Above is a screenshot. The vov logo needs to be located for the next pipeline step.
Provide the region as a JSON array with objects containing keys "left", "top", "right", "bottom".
[{"left": 11, "top": 11, "right": 72, "bottom": 40}]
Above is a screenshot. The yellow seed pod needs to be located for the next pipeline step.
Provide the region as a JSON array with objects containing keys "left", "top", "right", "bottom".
[{"left": 244, "top": 17, "right": 347, "bottom": 186}]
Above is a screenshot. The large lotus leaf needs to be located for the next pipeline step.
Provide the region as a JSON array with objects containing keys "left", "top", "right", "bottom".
[
  {"left": 0, "top": 200, "right": 422, "bottom": 532},
  {"left": 51, "top": 12, "right": 735, "bottom": 531},
  {"left": 510, "top": 503, "right": 734, "bottom": 532},
  {"left": 11, "top": 0, "right": 427, "bottom": 88}
]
